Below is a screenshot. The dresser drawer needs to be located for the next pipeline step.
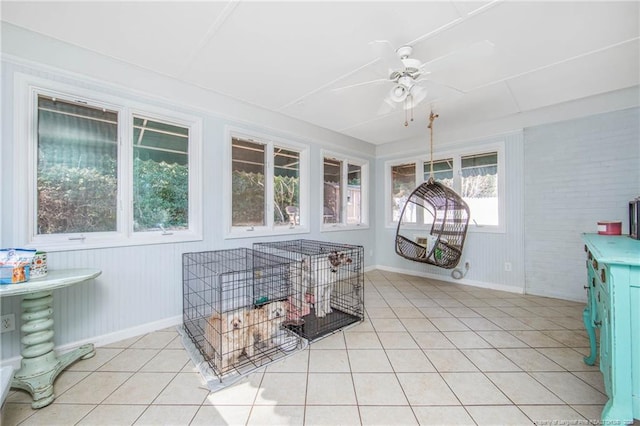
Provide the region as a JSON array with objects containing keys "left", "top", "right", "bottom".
[
  {"left": 582, "top": 234, "right": 640, "bottom": 423},
  {"left": 587, "top": 253, "right": 610, "bottom": 295}
]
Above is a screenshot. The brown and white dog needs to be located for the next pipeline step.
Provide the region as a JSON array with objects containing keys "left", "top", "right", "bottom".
[
  {"left": 246, "top": 300, "right": 288, "bottom": 352},
  {"left": 304, "top": 251, "right": 352, "bottom": 318},
  {"left": 204, "top": 300, "right": 289, "bottom": 373},
  {"left": 204, "top": 309, "right": 248, "bottom": 372}
]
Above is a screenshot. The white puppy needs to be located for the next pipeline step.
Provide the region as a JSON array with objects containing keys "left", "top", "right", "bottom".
[{"left": 264, "top": 300, "right": 287, "bottom": 340}]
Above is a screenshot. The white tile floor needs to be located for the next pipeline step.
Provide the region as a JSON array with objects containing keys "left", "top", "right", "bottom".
[{"left": 2, "top": 270, "right": 639, "bottom": 425}]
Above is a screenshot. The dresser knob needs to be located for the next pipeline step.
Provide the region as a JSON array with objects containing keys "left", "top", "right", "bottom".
[
  {"left": 593, "top": 259, "right": 598, "bottom": 269},
  {"left": 592, "top": 277, "right": 596, "bottom": 288},
  {"left": 584, "top": 244, "right": 588, "bottom": 252},
  {"left": 594, "top": 320, "right": 602, "bottom": 326},
  {"left": 601, "top": 269, "right": 606, "bottom": 283},
  {"left": 584, "top": 285, "right": 589, "bottom": 290}
]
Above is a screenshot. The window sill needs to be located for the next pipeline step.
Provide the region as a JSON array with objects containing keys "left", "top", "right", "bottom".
[
  {"left": 321, "top": 224, "right": 370, "bottom": 233},
  {"left": 225, "top": 226, "right": 310, "bottom": 240},
  {"left": 26, "top": 231, "right": 203, "bottom": 252},
  {"left": 386, "top": 223, "right": 504, "bottom": 234}
]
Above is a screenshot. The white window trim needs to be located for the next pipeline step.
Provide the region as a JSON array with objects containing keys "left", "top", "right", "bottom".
[
  {"left": 321, "top": 150, "right": 370, "bottom": 232},
  {"left": 385, "top": 140, "right": 505, "bottom": 234},
  {"left": 13, "top": 73, "right": 203, "bottom": 251},
  {"left": 223, "top": 126, "right": 310, "bottom": 239}
]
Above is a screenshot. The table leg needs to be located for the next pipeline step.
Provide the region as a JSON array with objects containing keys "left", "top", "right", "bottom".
[
  {"left": 10, "top": 290, "right": 96, "bottom": 409},
  {"left": 583, "top": 304, "right": 597, "bottom": 366}
]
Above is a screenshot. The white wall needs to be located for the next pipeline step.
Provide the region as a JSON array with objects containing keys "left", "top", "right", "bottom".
[
  {"left": 374, "top": 131, "right": 526, "bottom": 293},
  {"left": 0, "top": 25, "right": 376, "bottom": 362},
  {"left": 523, "top": 107, "right": 640, "bottom": 301}
]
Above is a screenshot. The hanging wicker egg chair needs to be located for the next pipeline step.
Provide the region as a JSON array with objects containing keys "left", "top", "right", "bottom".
[{"left": 394, "top": 112, "right": 470, "bottom": 269}]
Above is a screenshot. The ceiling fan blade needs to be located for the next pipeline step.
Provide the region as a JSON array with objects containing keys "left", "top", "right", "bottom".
[
  {"left": 410, "top": 85, "right": 428, "bottom": 104},
  {"left": 377, "top": 98, "right": 396, "bottom": 115},
  {"left": 331, "top": 78, "right": 389, "bottom": 92},
  {"left": 423, "top": 40, "right": 495, "bottom": 73},
  {"left": 369, "top": 40, "right": 404, "bottom": 75},
  {"left": 414, "top": 79, "right": 464, "bottom": 101}
]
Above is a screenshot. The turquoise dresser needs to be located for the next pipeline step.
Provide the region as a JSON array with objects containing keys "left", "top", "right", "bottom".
[{"left": 582, "top": 234, "right": 640, "bottom": 423}]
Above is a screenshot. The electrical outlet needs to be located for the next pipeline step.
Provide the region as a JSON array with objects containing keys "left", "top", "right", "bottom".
[
  {"left": 504, "top": 262, "right": 512, "bottom": 272},
  {"left": 1, "top": 314, "right": 15, "bottom": 333}
]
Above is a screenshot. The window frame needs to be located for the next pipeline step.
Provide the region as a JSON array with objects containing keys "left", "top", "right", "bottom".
[
  {"left": 223, "top": 126, "right": 310, "bottom": 239},
  {"left": 385, "top": 141, "right": 505, "bottom": 233},
  {"left": 321, "top": 150, "right": 369, "bottom": 232},
  {"left": 14, "top": 74, "right": 203, "bottom": 251}
]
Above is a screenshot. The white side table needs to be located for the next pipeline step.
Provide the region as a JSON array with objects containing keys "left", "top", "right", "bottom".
[{"left": 0, "top": 268, "right": 101, "bottom": 408}]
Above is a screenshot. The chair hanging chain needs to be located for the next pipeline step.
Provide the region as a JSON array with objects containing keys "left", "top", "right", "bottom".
[{"left": 427, "top": 111, "right": 439, "bottom": 180}]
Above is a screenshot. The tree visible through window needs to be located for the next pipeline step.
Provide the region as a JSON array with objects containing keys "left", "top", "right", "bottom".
[
  {"left": 323, "top": 158, "right": 342, "bottom": 224},
  {"left": 32, "top": 90, "right": 198, "bottom": 246},
  {"left": 391, "top": 163, "right": 416, "bottom": 222},
  {"left": 231, "top": 136, "right": 301, "bottom": 230},
  {"left": 133, "top": 116, "right": 189, "bottom": 232},
  {"left": 37, "top": 95, "right": 118, "bottom": 234},
  {"left": 323, "top": 155, "right": 367, "bottom": 227}
]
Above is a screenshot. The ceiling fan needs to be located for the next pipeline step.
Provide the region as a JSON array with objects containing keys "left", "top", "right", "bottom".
[
  {"left": 333, "top": 40, "right": 491, "bottom": 126},
  {"left": 381, "top": 44, "right": 430, "bottom": 119}
]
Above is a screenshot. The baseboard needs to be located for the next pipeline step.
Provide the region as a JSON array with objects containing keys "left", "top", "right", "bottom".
[
  {"left": 1, "top": 315, "right": 183, "bottom": 369},
  {"left": 523, "top": 288, "right": 586, "bottom": 303},
  {"left": 371, "top": 264, "right": 525, "bottom": 295}
]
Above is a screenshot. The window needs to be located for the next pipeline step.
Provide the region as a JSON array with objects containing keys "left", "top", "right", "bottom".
[
  {"left": 423, "top": 158, "right": 453, "bottom": 187},
  {"left": 461, "top": 152, "right": 498, "bottom": 227},
  {"left": 391, "top": 163, "right": 416, "bottom": 222},
  {"left": 323, "top": 153, "right": 368, "bottom": 229},
  {"left": 232, "top": 138, "right": 266, "bottom": 227},
  {"left": 227, "top": 130, "right": 307, "bottom": 237},
  {"left": 323, "top": 158, "right": 342, "bottom": 224},
  {"left": 132, "top": 116, "right": 190, "bottom": 233},
  {"left": 18, "top": 77, "right": 202, "bottom": 250},
  {"left": 36, "top": 95, "right": 119, "bottom": 235},
  {"left": 387, "top": 144, "right": 503, "bottom": 232}
]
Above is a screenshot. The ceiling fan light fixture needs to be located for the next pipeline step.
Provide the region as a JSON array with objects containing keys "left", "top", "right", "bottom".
[
  {"left": 398, "top": 75, "right": 414, "bottom": 88},
  {"left": 409, "top": 85, "right": 428, "bottom": 105},
  {"left": 389, "top": 85, "right": 407, "bottom": 102}
]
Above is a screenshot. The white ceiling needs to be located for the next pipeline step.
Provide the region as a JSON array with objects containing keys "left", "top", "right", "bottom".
[{"left": 2, "top": 1, "right": 638, "bottom": 146}]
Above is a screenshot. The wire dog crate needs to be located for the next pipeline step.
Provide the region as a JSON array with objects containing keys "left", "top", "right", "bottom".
[
  {"left": 182, "top": 248, "right": 304, "bottom": 380},
  {"left": 253, "top": 239, "right": 364, "bottom": 341}
]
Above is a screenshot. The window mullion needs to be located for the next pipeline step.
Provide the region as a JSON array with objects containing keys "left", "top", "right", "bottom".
[
  {"left": 341, "top": 162, "right": 349, "bottom": 225},
  {"left": 265, "top": 142, "right": 274, "bottom": 229},
  {"left": 121, "top": 110, "right": 132, "bottom": 237},
  {"left": 453, "top": 156, "right": 462, "bottom": 193}
]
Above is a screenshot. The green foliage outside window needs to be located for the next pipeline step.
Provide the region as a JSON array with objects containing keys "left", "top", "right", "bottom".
[
  {"left": 37, "top": 164, "right": 118, "bottom": 234},
  {"left": 133, "top": 158, "right": 188, "bottom": 231},
  {"left": 232, "top": 171, "right": 299, "bottom": 226},
  {"left": 37, "top": 158, "right": 189, "bottom": 234}
]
